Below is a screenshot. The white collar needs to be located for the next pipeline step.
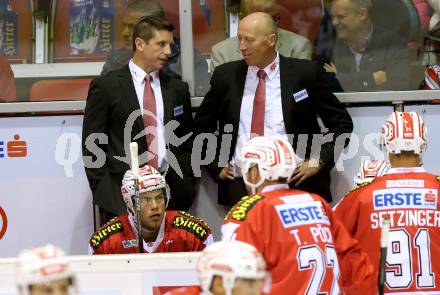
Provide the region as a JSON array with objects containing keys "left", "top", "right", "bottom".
[
  {"left": 261, "top": 183, "right": 289, "bottom": 193},
  {"left": 249, "top": 51, "right": 280, "bottom": 81},
  {"left": 128, "top": 59, "right": 159, "bottom": 85},
  {"left": 386, "top": 167, "right": 426, "bottom": 174}
]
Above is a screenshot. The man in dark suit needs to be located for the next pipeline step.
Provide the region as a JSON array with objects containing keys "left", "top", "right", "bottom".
[
  {"left": 82, "top": 15, "right": 195, "bottom": 225},
  {"left": 193, "top": 12, "right": 353, "bottom": 206}
]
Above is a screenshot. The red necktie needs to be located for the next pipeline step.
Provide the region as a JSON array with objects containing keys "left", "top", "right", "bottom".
[
  {"left": 143, "top": 74, "right": 159, "bottom": 169},
  {"left": 251, "top": 69, "right": 267, "bottom": 137}
]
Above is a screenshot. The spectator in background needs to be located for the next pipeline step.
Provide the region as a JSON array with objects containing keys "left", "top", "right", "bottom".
[
  {"left": 423, "top": 21, "right": 440, "bottom": 88},
  {"left": 194, "top": 12, "right": 353, "bottom": 206},
  {"left": 101, "top": 0, "right": 209, "bottom": 96},
  {"left": 326, "top": 0, "right": 411, "bottom": 91},
  {"left": 16, "top": 244, "right": 77, "bottom": 295},
  {"left": 0, "top": 56, "right": 16, "bottom": 102},
  {"left": 210, "top": 0, "right": 312, "bottom": 73},
  {"left": 89, "top": 165, "right": 213, "bottom": 254}
]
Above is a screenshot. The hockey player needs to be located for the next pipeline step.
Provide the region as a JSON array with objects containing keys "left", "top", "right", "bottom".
[
  {"left": 353, "top": 159, "right": 390, "bottom": 185},
  {"left": 89, "top": 165, "right": 213, "bottom": 254},
  {"left": 16, "top": 244, "right": 77, "bottom": 295},
  {"left": 222, "top": 136, "right": 376, "bottom": 295},
  {"left": 165, "top": 240, "right": 270, "bottom": 295},
  {"left": 335, "top": 111, "right": 440, "bottom": 293}
]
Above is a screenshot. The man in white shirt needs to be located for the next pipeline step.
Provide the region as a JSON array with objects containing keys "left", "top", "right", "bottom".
[
  {"left": 193, "top": 12, "right": 353, "bottom": 206},
  {"left": 83, "top": 15, "right": 195, "bottom": 225}
]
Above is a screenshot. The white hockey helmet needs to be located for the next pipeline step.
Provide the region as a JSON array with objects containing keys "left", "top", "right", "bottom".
[
  {"left": 353, "top": 159, "right": 390, "bottom": 185},
  {"left": 121, "top": 164, "right": 169, "bottom": 214},
  {"left": 197, "top": 240, "right": 270, "bottom": 295},
  {"left": 381, "top": 111, "right": 427, "bottom": 155},
  {"left": 238, "top": 136, "right": 297, "bottom": 194},
  {"left": 16, "top": 244, "right": 77, "bottom": 295}
]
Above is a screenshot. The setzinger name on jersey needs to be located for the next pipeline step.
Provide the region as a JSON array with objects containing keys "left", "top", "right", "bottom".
[
  {"left": 276, "top": 201, "right": 330, "bottom": 228},
  {"left": 371, "top": 209, "right": 440, "bottom": 229}
]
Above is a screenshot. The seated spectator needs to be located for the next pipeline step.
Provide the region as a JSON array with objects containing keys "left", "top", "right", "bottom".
[
  {"left": 16, "top": 244, "right": 77, "bottom": 295},
  {"left": 422, "top": 21, "right": 440, "bottom": 88},
  {"left": 0, "top": 56, "right": 16, "bottom": 102},
  {"left": 101, "top": 0, "right": 209, "bottom": 95},
  {"left": 326, "top": 0, "right": 411, "bottom": 91},
  {"left": 210, "top": 0, "right": 312, "bottom": 73},
  {"left": 352, "top": 159, "right": 390, "bottom": 186},
  {"left": 166, "top": 241, "right": 270, "bottom": 295},
  {"left": 89, "top": 165, "right": 213, "bottom": 254}
]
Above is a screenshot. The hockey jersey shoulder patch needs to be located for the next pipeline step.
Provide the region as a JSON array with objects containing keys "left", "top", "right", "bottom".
[
  {"left": 172, "top": 212, "right": 211, "bottom": 241},
  {"left": 347, "top": 181, "right": 370, "bottom": 194},
  {"left": 225, "top": 194, "right": 264, "bottom": 222},
  {"left": 89, "top": 219, "right": 124, "bottom": 249}
]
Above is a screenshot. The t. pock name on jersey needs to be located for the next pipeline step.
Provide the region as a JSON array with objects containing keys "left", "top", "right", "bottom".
[
  {"left": 276, "top": 201, "right": 330, "bottom": 228},
  {"left": 373, "top": 188, "right": 437, "bottom": 210}
]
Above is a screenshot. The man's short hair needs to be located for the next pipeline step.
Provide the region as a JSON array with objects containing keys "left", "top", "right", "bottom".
[
  {"left": 132, "top": 15, "right": 174, "bottom": 52},
  {"left": 127, "top": 0, "right": 165, "bottom": 18},
  {"left": 349, "top": 0, "right": 372, "bottom": 11}
]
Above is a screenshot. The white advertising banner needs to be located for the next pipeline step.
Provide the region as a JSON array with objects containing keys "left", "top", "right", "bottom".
[
  {"left": 0, "top": 115, "right": 94, "bottom": 257},
  {"left": 1, "top": 106, "right": 440, "bottom": 258},
  {"left": 0, "top": 253, "right": 200, "bottom": 295}
]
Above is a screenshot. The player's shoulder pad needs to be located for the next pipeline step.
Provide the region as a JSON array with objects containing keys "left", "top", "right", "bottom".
[
  {"left": 224, "top": 194, "right": 265, "bottom": 222},
  {"left": 89, "top": 217, "right": 124, "bottom": 249},
  {"left": 347, "top": 181, "right": 371, "bottom": 194},
  {"left": 171, "top": 211, "right": 211, "bottom": 241}
]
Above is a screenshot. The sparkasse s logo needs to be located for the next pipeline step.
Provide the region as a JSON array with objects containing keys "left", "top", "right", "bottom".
[
  {"left": 0, "top": 134, "right": 27, "bottom": 158},
  {"left": 0, "top": 207, "right": 7, "bottom": 240}
]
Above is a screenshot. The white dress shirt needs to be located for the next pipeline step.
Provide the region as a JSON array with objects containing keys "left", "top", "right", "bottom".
[
  {"left": 129, "top": 60, "right": 166, "bottom": 170},
  {"left": 232, "top": 52, "right": 288, "bottom": 167}
]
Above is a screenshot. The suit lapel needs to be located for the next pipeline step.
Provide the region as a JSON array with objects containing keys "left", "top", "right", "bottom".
[
  {"left": 159, "top": 71, "right": 173, "bottom": 125},
  {"left": 279, "top": 55, "right": 296, "bottom": 134},
  {"left": 231, "top": 60, "right": 248, "bottom": 126},
  {"left": 118, "top": 65, "right": 147, "bottom": 150}
]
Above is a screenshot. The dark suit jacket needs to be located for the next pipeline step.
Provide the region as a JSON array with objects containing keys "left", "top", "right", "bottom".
[
  {"left": 331, "top": 26, "right": 411, "bottom": 91},
  {"left": 193, "top": 55, "right": 353, "bottom": 205},
  {"left": 82, "top": 65, "right": 195, "bottom": 215}
]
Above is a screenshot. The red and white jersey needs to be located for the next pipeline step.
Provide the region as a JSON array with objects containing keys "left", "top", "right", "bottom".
[
  {"left": 335, "top": 167, "right": 440, "bottom": 294},
  {"left": 89, "top": 211, "right": 213, "bottom": 254},
  {"left": 164, "top": 286, "right": 203, "bottom": 295},
  {"left": 222, "top": 184, "right": 375, "bottom": 295},
  {"left": 424, "top": 64, "right": 440, "bottom": 89}
]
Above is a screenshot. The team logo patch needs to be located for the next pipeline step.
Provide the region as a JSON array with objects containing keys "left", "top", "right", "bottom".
[
  {"left": 226, "top": 195, "right": 264, "bottom": 222},
  {"left": 373, "top": 188, "right": 438, "bottom": 210},
  {"left": 275, "top": 201, "right": 330, "bottom": 228},
  {"left": 122, "top": 239, "right": 138, "bottom": 249},
  {"left": 436, "top": 176, "right": 440, "bottom": 183},
  {"left": 90, "top": 220, "right": 124, "bottom": 249},
  {"left": 172, "top": 213, "right": 210, "bottom": 241}
]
